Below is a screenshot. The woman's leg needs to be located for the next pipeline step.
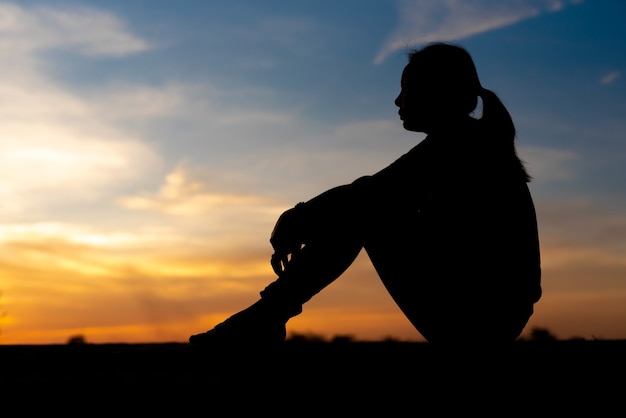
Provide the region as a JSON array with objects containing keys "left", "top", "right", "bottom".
[
  {"left": 260, "top": 238, "right": 363, "bottom": 309},
  {"left": 189, "top": 212, "right": 364, "bottom": 347}
]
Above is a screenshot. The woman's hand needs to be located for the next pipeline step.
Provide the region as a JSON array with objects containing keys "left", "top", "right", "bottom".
[{"left": 270, "top": 203, "right": 307, "bottom": 276}]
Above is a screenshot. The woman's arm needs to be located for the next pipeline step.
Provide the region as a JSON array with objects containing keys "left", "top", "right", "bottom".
[
  {"left": 269, "top": 140, "right": 430, "bottom": 276},
  {"left": 269, "top": 183, "right": 361, "bottom": 275}
]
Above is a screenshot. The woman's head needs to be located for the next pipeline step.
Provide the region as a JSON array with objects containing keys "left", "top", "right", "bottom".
[
  {"left": 395, "top": 42, "right": 482, "bottom": 133},
  {"left": 396, "top": 42, "right": 529, "bottom": 181}
]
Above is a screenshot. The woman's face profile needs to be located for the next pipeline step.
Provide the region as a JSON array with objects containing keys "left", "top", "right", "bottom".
[
  {"left": 396, "top": 60, "right": 474, "bottom": 134},
  {"left": 395, "top": 64, "right": 434, "bottom": 133}
]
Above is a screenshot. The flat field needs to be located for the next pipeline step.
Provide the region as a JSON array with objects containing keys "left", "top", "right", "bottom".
[{"left": 2, "top": 339, "right": 624, "bottom": 414}]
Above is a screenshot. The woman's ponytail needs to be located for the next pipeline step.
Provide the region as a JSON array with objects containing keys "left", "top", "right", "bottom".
[
  {"left": 478, "top": 87, "right": 516, "bottom": 142},
  {"left": 479, "top": 87, "right": 531, "bottom": 182}
]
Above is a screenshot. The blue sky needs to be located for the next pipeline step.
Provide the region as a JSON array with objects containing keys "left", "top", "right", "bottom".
[{"left": 1, "top": 0, "right": 626, "bottom": 344}]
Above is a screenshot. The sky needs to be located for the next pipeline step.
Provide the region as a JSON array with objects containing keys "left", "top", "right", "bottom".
[{"left": 1, "top": 0, "right": 625, "bottom": 344}]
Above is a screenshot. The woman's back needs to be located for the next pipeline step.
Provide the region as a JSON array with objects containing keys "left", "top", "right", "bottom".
[{"left": 362, "top": 121, "right": 541, "bottom": 343}]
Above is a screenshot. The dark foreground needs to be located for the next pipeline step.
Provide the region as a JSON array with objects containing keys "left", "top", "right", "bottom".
[{"left": 2, "top": 339, "right": 625, "bottom": 414}]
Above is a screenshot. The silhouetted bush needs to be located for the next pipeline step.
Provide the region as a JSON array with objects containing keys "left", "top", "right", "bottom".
[
  {"left": 331, "top": 334, "right": 355, "bottom": 344},
  {"left": 380, "top": 336, "right": 402, "bottom": 343},
  {"left": 67, "top": 334, "right": 87, "bottom": 345},
  {"left": 287, "top": 332, "right": 327, "bottom": 343},
  {"left": 528, "top": 327, "right": 558, "bottom": 342}
]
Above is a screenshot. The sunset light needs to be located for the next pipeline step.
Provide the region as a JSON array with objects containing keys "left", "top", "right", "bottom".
[{"left": 2, "top": 0, "right": 626, "bottom": 345}]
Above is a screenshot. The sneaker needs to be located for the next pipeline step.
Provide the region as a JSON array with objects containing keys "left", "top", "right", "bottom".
[
  {"left": 188, "top": 320, "right": 286, "bottom": 347},
  {"left": 189, "top": 300, "right": 289, "bottom": 347}
]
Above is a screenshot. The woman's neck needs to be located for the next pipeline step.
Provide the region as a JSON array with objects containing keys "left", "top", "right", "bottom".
[{"left": 423, "top": 115, "right": 477, "bottom": 135}]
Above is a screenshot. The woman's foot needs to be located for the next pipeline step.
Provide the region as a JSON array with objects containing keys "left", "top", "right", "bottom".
[{"left": 189, "top": 299, "right": 290, "bottom": 347}]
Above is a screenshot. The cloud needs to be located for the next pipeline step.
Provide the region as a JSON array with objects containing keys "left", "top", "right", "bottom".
[
  {"left": 0, "top": 139, "right": 156, "bottom": 209},
  {"left": 0, "top": 78, "right": 160, "bottom": 215},
  {"left": 0, "top": 227, "right": 275, "bottom": 344},
  {"left": 117, "top": 165, "right": 275, "bottom": 216},
  {"left": 375, "top": 0, "right": 582, "bottom": 63},
  {"left": 537, "top": 199, "right": 626, "bottom": 254},
  {"left": 0, "top": 3, "right": 160, "bottom": 217},
  {"left": 601, "top": 71, "right": 621, "bottom": 85},
  {"left": 0, "top": 3, "right": 150, "bottom": 58},
  {"left": 84, "top": 83, "right": 188, "bottom": 121},
  {"left": 518, "top": 145, "right": 578, "bottom": 181}
]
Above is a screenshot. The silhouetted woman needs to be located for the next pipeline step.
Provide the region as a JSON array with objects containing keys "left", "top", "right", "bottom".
[{"left": 190, "top": 42, "right": 542, "bottom": 347}]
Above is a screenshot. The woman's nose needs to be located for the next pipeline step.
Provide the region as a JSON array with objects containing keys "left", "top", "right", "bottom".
[{"left": 395, "top": 93, "right": 402, "bottom": 107}]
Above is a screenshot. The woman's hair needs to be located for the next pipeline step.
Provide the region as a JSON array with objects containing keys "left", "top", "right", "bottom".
[{"left": 408, "top": 42, "right": 530, "bottom": 182}]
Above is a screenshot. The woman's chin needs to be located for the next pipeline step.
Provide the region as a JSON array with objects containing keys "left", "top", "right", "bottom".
[{"left": 402, "top": 121, "right": 424, "bottom": 133}]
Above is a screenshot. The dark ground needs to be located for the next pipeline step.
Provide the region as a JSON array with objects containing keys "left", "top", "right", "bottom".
[{"left": 2, "top": 339, "right": 625, "bottom": 414}]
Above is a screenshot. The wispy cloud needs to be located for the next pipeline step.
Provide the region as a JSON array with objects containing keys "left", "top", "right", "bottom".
[
  {"left": 537, "top": 199, "right": 626, "bottom": 255},
  {"left": 518, "top": 145, "right": 578, "bottom": 181},
  {"left": 376, "top": 0, "right": 582, "bottom": 63},
  {"left": 0, "top": 3, "right": 150, "bottom": 57},
  {"left": 601, "top": 71, "right": 621, "bottom": 85},
  {"left": 117, "top": 166, "right": 273, "bottom": 216}
]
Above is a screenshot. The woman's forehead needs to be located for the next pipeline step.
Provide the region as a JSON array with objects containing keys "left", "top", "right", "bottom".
[{"left": 401, "top": 63, "right": 422, "bottom": 83}]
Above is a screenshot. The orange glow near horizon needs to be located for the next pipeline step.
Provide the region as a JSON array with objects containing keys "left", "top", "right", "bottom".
[
  {"left": 0, "top": 0, "right": 625, "bottom": 348},
  {"left": 3, "top": 221, "right": 626, "bottom": 345}
]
